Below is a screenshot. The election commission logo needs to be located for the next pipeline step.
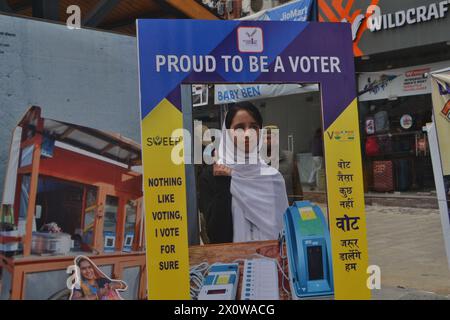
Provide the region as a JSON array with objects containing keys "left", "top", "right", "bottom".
[
  {"left": 237, "top": 27, "right": 264, "bottom": 53},
  {"left": 327, "top": 130, "right": 355, "bottom": 142}
]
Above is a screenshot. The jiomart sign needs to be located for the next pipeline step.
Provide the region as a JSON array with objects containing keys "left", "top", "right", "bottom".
[{"left": 319, "top": 0, "right": 450, "bottom": 57}]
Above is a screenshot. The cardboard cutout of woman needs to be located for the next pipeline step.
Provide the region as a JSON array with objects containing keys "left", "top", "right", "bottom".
[{"left": 69, "top": 256, "right": 128, "bottom": 300}]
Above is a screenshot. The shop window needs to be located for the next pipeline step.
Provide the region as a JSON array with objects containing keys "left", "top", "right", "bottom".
[
  {"left": 104, "top": 196, "right": 118, "bottom": 233},
  {"left": 82, "top": 187, "right": 98, "bottom": 246},
  {"left": 35, "top": 177, "right": 83, "bottom": 236},
  {"left": 17, "top": 174, "right": 32, "bottom": 245},
  {"left": 20, "top": 145, "right": 34, "bottom": 168},
  {"left": 360, "top": 95, "right": 435, "bottom": 192},
  {"left": 125, "top": 200, "right": 137, "bottom": 234},
  {"left": 103, "top": 196, "right": 118, "bottom": 252},
  {"left": 124, "top": 200, "right": 137, "bottom": 251},
  {"left": 19, "top": 175, "right": 31, "bottom": 220}
]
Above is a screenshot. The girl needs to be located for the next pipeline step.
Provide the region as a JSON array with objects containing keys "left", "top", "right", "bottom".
[
  {"left": 70, "top": 256, "right": 127, "bottom": 300},
  {"left": 199, "top": 102, "right": 288, "bottom": 243}
]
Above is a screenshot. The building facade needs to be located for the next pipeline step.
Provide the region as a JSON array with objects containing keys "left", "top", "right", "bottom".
[{"left": 319, "top": 0, "right": 450, "bottom": 193}]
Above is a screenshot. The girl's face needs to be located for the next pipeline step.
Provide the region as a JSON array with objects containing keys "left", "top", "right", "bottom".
[
  {"left": 79, "top": 260, "right": 95, "bottom": 281},
  {"left": 229, "top": 110, "right": 260, "bottom": 154}
]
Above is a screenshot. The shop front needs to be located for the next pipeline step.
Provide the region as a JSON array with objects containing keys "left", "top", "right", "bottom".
[
  {"left": 319, "top": 0, "right": 450, "bottom": 194},
  {"left": 358, "top": 61, "right": 450, "bottom": 194}
]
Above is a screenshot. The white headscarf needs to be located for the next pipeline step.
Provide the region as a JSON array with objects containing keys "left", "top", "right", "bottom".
[{"left": 217, "top": 119, "right": 289, "bottom": 242}]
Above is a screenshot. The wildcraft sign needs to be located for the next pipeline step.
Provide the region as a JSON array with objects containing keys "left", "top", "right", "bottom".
[{"left": 319, "top": 0, "right": 450, "bottom": 57}]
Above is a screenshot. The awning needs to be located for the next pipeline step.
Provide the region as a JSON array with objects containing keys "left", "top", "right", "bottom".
[{"left": 18, "top": 106, "right": 142, "bottom": 167}]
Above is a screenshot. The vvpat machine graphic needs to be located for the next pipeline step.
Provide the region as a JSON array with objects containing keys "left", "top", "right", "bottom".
[{"left": 283, "top": 201, "right": 334, "bottom": 299}]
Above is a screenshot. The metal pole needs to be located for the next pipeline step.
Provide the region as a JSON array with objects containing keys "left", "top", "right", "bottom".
[{"left": 181, "top": 85, "right": 200, "bottom": 245}]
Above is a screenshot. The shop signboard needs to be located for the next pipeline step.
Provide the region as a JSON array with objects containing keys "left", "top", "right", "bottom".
[
  {"left": 358, "top": 60, "right": 450, "bottom": 101},
  {"left": 241, "top": 0, "right": 315, "bottom": 21},
  {"left": 137, "top": 20, "right": 370, "bottom": 300},
  {"left": 319, "top": 0, "right": 450, "bottom": 57},
  {"left": 259, "top": 0, "right": 314, "bottom": 21},
  {"left": 214, "top": 83, "right": 318, "bottom": 104}
]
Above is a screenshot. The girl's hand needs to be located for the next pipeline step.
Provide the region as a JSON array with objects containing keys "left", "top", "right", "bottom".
[
  {"left": 110, "top": 281, "right": 126, "bottom": 290},
  {"left": 213, "top": 164, "right": 232, "bottom": 176}
]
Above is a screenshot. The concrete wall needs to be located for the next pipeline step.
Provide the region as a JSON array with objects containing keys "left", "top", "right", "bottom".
[{"left": 0, "top": 14, "right": 140, "bottom": 192}]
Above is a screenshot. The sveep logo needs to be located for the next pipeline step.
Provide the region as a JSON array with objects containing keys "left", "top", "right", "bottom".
[
  {"left": 147, "top": 136, "right": 183, "bottom": 147},
  {"left": 238, "top": 27, "right": 264, "bottom": 53}
]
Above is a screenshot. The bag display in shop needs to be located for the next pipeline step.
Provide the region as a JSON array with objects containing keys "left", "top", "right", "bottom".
[
  {"left": 365, "top": 136, "right": 380, "bottom": 157},
  {"left": 373, "top": 160, "right": 395, "bottom": 192}
]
